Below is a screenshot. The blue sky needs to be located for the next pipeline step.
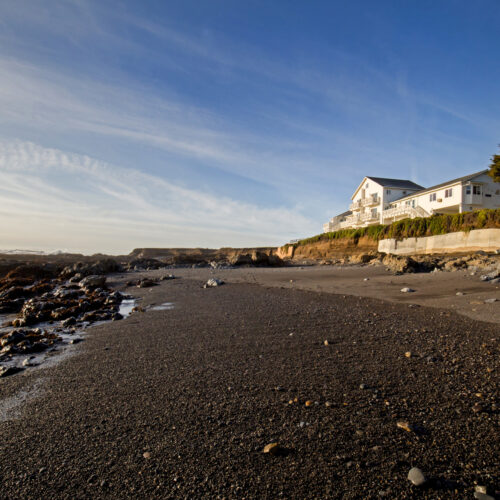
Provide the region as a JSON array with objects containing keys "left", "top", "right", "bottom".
[{"left": 0, "top": 0, "right": 499, "bottom": 253}]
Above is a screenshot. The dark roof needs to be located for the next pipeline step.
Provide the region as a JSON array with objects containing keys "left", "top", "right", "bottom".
[
  {"left": 396, "top": 169, "right": 489, "bottom": 201},
  {"left": 366, "top": 177, "right": 424, "bottom": 190},
  {"left": 335, "top": 210, "right": 352, "bottom": 218}
]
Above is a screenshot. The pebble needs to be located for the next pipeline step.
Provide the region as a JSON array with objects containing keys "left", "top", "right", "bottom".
[
  {"left": 323, "top": 340, "right": 329, "bottom": 346},
  {"left": 401, "top": 287, "right": 415, "bottom": 293},
  {"left": 305, "top": 400, "right": 313, "bottom": 407},
  {"left": 263, "top": 443, "right": 281, "bottom": 455},
  {"left": 359, "top": 383, "right": 367, "bottom": 390},
  {"left": 474, "top": 492, "right": 494, "bottom": 500},
  {"left": 456, "top": 291, "right": 464, "bottom": 296},
  {"left": 407, "top": 467, "right": 426, "bottom": 486},
  {"left": 143, "top": 452, "right": 151, "bottom": 459},
  {"left": 404, "top": 351, "right": 412, "bottom": 358},
  {"left": 484, "top": 298, "right": 498, "bottom": 303},
  {"left": 396, "top": 421, "right": 413, "bottom": 432}
]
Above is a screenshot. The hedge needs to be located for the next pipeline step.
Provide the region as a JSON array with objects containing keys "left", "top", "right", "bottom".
[{"left": 287, "top": 208, "right": 500, "bottom": 248}]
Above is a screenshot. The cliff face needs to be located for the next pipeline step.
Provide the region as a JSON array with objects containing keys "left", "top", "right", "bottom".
[
  {"left": 277, "top": 236, "right": 378, "bottom": 261},
  {"left": 129, "top": 247, "right": 281, "bottom": 264}
]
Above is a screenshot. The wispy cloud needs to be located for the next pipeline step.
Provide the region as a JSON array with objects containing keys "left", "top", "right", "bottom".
[{"left": 0, "top": 141, "right": 313, "bottom": 253}]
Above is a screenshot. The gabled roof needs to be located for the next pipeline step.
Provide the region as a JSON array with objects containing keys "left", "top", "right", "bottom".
[
  {"left": 395, "top": 169, "right": 490, "bottom": 202},
  {"left": 365, "top": 177, "right": 425, "bottom": 190},
  {"left": 352, "top": 176, "right": 424, "bottom": 199}
]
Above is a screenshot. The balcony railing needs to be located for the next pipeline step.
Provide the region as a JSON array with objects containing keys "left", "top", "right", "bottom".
[
  {"left": 382, "top": 205, "right": 429, "bottom": 221},
  {"left": 362, "top": 196, "right": 380, "bottom": 207},
  {"left": 350, "top": 196, "right": 380, "bottom": 210}
]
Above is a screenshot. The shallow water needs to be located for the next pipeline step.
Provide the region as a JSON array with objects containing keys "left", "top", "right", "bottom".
[{"left": 151, "top": 302, "right": 175, "bottom": 311}]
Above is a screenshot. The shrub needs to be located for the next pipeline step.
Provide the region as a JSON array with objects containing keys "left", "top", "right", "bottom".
[{"left": 288, "top": 208, "right": 500, "bottom": 248}]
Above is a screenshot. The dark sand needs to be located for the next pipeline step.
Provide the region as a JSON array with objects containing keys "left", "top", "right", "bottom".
[{"left": 0, "top": 268, "right": 498, "bottom": 499}]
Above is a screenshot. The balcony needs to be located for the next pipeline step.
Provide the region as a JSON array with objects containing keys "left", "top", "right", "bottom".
[
  {"left": 350, "top": 196, "right": 380, "bottom": 210},
  {"left": 382, "top": 205, "right": 429, "bottom": 222},
  {"left": 361, "top": 195, "right": 380, "bottom": 207}
]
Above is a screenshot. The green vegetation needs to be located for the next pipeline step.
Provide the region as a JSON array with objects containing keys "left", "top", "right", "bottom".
[
  {"left": 488, "top": 145, "right": 500, "bottom": 182},
  {"left": 287, "top": 208, "right": 500, "bottom": 248}
]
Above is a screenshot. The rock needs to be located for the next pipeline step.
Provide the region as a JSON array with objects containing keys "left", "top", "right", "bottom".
[
  {"left": 323, "top": 340, "right": 329, "bottom": 346},
  {"left": 401, "top": 287, "right": 415, "bottom": 293},
  {"left": 79, "top": 275, "right": 106, "bottom": 288},
  {"left": 456, "top": 291, "right": 464, "bottom": 296},
  {"left": 161, "top": 274, "right": 175, "bottom": 280},
  {"left": 204, "top": 278, "right": 224, "bottom": 288},
  {"left": 474, "top": 493, "right": 494, "bottom": 500},
  {"left": 407, "top": 467, "right": 426, "bottom": 486},
  {"left": 475, "top": 486, "right": 487, "bottom": 494},
  {"left": 0, "top": 366, "right": 23, "bottom": 377},
  {"left": 62, "top": 317, "right": 77, "bottom": 327},
  {"left": 359, "top": 383, "right": 367, "bottom": 390},
  {"left": 397, "top": 421, "right": 413, "bottom": 432},
  {"left": 263, "top": 443, "right": 282, "bottom": 455},
  {"left": 305, "top": 400, "right": 313, "bottom": 407},
  {"left": 137, "top": 279, "right": 157, "bottom": 288},
  {"left": 143, "top": 452, "right": 151, "bottom": 459},
  {"left": 404, "top": 351, "right": 412, "bottom": 358},
  {"left": 484, "top": 298, "right": 498, "bottom": 303},
  {"left": 22, "top": 357, "right": 34, "bottom": 367}
]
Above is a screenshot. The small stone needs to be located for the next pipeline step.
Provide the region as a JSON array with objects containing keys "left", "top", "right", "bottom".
[
  {"left": 472, "top": 403, "right": 483, "bottom": 413},
  {"left": 474, "top": 492, "right": 494, "bottom": 500},
  {"left": 396, "top": 421, "right": 413, "bottom": 432},
  {"left": 359, "top": 383, "right": 367, "bottom": 390},
  {"left": 484, "top": 298, "right": 498, "bottom": 303},
  {"left": 475, "top": 486, "right": 487, "bottom": 494},
  {"left": 404, "top": 351, "right": 412, "bottom": 358},
  {"left": 22, "top": 357, "right": 33, "bottom": 367},
  {"left": 401, "top": 287, "right": 415, "bottom": 293},
  {"left": 408, "top": 467, "right": 426, "bottom": 486},
  {"left": 288, "top": 399, "right": 294, "bottom": 405},
  {"left": 323, "top": 340, "right": 329, "bottom": 346},
  {"left": 263, "top": 443, "right": 281, "bottom": 455},
  {"left": 363, "top": 278, "right": 369, "bottom": 281},
  {"left": 456, "top": 292, "right": 464, "bottom": 296},
  {"left": 143, "top": 452, "right": 151, "bottom": 459},
  {"left": 325, "top": 401, "right": 332, "bottom": 407},
  {"left": 305, "top": 400, "right": 313, "bottom": 407}
]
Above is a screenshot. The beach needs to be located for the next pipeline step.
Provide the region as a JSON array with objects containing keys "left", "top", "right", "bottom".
[{"left": 0, "top": 265, "right": 498, "bottom": 499}]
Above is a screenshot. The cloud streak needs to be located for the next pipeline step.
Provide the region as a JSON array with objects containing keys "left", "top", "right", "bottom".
[{"left": 0, "top": 141, "right": 313, "bottom": 253}]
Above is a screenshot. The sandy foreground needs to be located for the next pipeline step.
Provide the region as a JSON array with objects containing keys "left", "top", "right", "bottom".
[{"left": 0, "top": 265, "right": 498, "bottom": 499}]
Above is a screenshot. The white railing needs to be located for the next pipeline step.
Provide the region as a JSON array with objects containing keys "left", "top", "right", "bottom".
[
  {"left": 382, "top": 205, "right": 430, "bottom": 222},
  {"left": 349, "top": 200, "right": 362, "bottom": 210},
  {"left": 361, "top": 196, "right": 380, "bottom": 207},
  {"left": 359, "top": 212, "right": 380, "bottom": 222}
]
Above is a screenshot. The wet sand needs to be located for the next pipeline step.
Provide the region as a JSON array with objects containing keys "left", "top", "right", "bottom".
[{"left": 0, "top": 268, "right": 498, "bottom": 499}]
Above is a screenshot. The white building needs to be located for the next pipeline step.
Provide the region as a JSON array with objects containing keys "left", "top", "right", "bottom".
[{"left": 324, "top": 169, "right": 500, "bottom": 232}]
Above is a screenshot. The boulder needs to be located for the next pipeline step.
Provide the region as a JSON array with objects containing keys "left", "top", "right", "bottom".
[{"left": 79, "top": 275, "right": 107, "bottom": 288}]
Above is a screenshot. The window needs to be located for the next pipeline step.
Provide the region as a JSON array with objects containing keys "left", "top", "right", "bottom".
[
  {"left": 386, "top": 189, "right": 391, "bottom": 194},
  {"left": 405, "top": 200, "right": 411, "bottom": 206},
  {"left": 445, "top": 188, "right": 453, "bottom": 198},
  {"left": 371, "top": 208, "right": 378, "bottom": 218},
  {"left": 365, "top": 183, "right": 369, "bottom": 188},
  {"left": 465, "top": 186, "right": 471, "bottom": 195},
  {"left": 429, "top": 193, "right": 437, "bottom": 202},
  {"left": 473, "top": 185, "right": 481, "bottom": 195}
]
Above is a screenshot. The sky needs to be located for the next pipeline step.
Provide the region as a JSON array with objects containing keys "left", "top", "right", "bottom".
[{"left": 0, "top": 0, "right": 499, "bottom": 254}]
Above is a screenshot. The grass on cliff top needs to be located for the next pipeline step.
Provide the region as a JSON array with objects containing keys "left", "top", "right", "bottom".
[{"left": 287, "top": 208, "right": 500, "bottom": 248}]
